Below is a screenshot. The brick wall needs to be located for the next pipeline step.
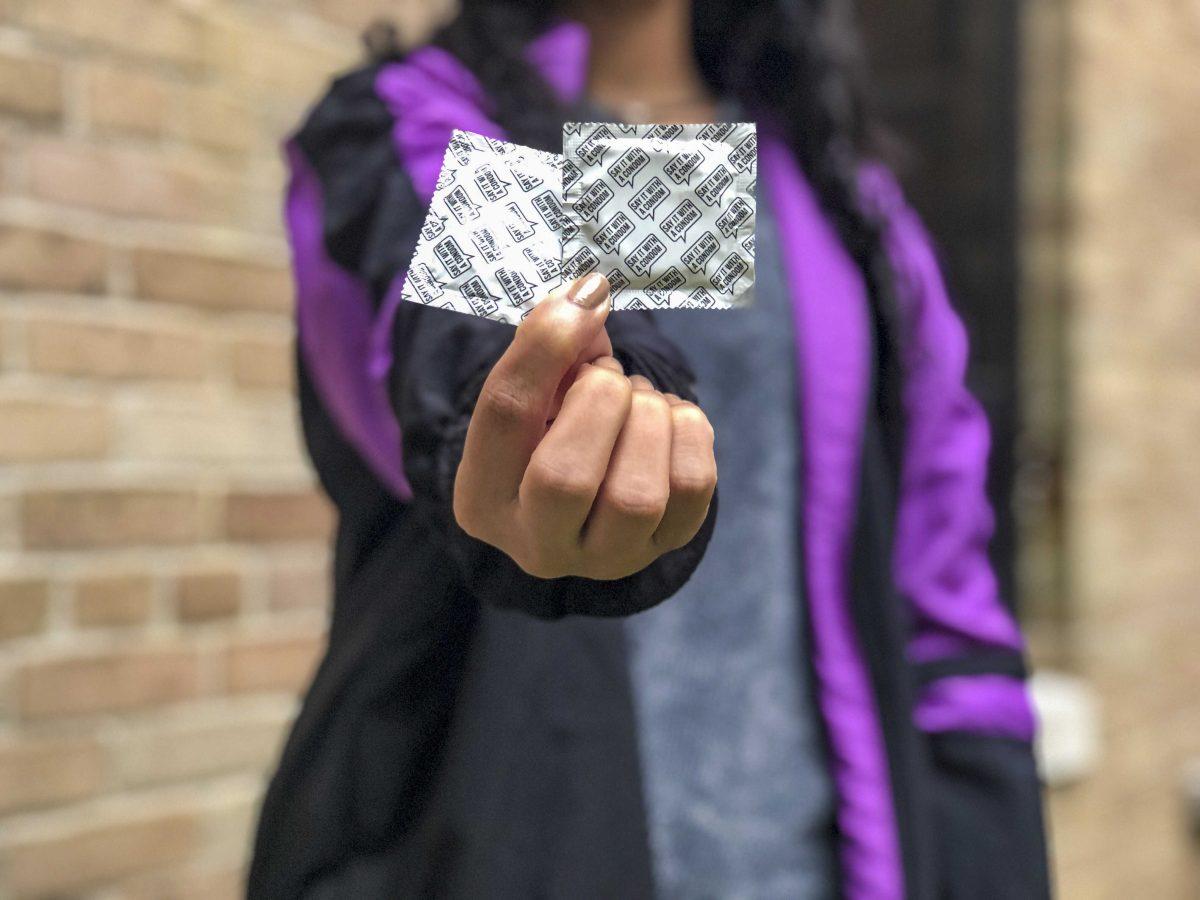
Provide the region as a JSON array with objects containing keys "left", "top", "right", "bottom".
[
  {"left": 0, "top": 1, "right": 447, "bottom": 896},
  {"left": 1022, "top": 1, "right": 1200, "bottom": 897}
]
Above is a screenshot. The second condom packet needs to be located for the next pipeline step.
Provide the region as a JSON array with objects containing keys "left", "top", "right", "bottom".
[{"left": 562, "top": 122, "right": 757, "bottom": 310}]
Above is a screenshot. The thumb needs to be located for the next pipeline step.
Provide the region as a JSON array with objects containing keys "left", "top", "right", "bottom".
[{"left": 493, "top": 273, "right": 612, "bottom": 415}]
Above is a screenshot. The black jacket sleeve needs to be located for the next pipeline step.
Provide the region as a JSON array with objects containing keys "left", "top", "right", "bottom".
[{"left": 294, "top": 65, "right": 716, "bottom": 620}]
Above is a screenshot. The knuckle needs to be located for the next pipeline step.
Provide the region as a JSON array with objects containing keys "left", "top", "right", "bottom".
[
  {"left": 478, "top": 381, "right": 532, "bottom": 429},
  {"left": 670, "top": 461, "right": 718, "bottom": 498},
  {"left": 577, "top": 367, "right": 632, "bottom": 407},
  {"left": 602, "top": 480, "right": 669, "bottom": 524},
  {"left": 525, "top": 458, "right": 598, "bottom": 505},
  {"left": 671, "top": 402, "right": 715, "bottom": 441},
  {"left": 631, "top": 390, "right": 671, "bottom": 418}
]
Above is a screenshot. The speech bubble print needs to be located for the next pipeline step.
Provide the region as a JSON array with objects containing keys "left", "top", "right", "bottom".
[
  {"left": 625, "top": 234, "right": 667, "bottom": 277},
  {"left": 628, "top": 176, "right": 670, "bottom": 221},
  {"left": 606, "top": 267, "right": 631, "bottom": 298},
  {"left": 407, "top": 263, "right": 446, "bottom": 304},
  {"left": 512, "top": 168, "right": 544, "bottom": 192},
  {"left": 687, "top": 286, "right": 718, "bottom": 308},
  {"left": 661, "top": 199, "right": 703, "bottom": 243},
  {"left": 433, "top": 236, "right": 476, "bottom": 279},
  {"left": 469, "top": 226, "right": 506, "bottom": 264},
  {"left": 645, "top": 266, "right": 687, "bottom": 306},
  {"left": 522, "top": 246, "right": 561, "bottom": 283},
  {"left": 728, "top": 131, "right": 758, "bottom": 174},
  {"left": 481, "top": 136, "right": 509, "bottom": 155},
  {"left": 531, "top": 190, "right": 567, "bottom": 232},
  {"left": 562, "top": 159, "right": 583, "bottom": 192},
  {"left": 663, "top": 150, "right": 704, "bottom": 186},
  {"left": 421, "top": 214, "right": 448, "bottom": 242},
  {"left": 459, "top": 275, "right": 500, "bottom": 318},
  {"left": 448, "top": 132, "right": 474, "bottom": 166},
  {"left": 496, "top": 267, "right": 537, "bottom": 306},
  {"left": 444, "top": 185, "right": 482, "bottom": 223},
  {"left": 574, "top": 180, "right": 615, "bottom": 223},
  {"left": 698, "top": 123, "right": 736, "bottom": 142},
  {"left": 717, "top": 196, "right": 753, "bottom": 238},
  {"left": 434, "top": 165, "right": 456, "bottom": 193},
  {"left": 741, "top": 233, "right": 756, "bottom": 255},
  {"left": 502, "top": 202, "right": 538, "bottom": 243},
  {"left": 474, "top": 164, "right": 511, "bottom": 201},
  {"left": 695, "top": 165, "right": 734, "bottom": 207},
  {"left": 576, "top": 125, "right": 616, "bottom": 166},
  {"left": 563, "top": 122, "right": 585, "bottom": 137},
  {"left": 560, "top": 218, "right": 580, "bottom": 242},
  {"left": 563, "top": 245, "right": 600, "bottom": 279},
  {"left": 682, "top": 230, "right": 720, "bottom": 274},
  {"left": 607, "top": 147, "right": 650, "bottom": 188},
  {"left": 710, "top": 252, "right": 750, "bottom": 294},
  {"left": 646, "top": 124, "right": 685, "bottom": 140},
  {"left": 595, "top": 211, "right": 635, "bottom": 255},
  {"left": 623, "top": 296, "right": 651, "bottom": 310}
]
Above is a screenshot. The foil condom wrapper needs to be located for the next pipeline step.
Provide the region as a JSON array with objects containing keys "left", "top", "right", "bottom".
[
  {"left": 402, "top": 131, "right": 566, "bottom": 326},
  {"left": 562, "top": 121, "right": 757, "bottom": 310}
]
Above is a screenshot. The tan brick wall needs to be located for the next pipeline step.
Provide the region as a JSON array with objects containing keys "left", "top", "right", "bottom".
[
  {"left": 0, "top": 0, "right": 448, "bottom": 896},
  {"left": 1022, "top": 1, "right": 1200, "bottom": 897}
]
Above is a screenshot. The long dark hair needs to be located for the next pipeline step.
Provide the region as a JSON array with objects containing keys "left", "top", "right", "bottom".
[{"left": 368, "top": 0, "right": 903, "bottom": 438}]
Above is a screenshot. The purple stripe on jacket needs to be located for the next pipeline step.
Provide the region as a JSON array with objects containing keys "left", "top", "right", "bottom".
[
  {"left": 284, "top": 141, "right": 412, "bottom": 500},
  {"left": 916, "top": 675, "right": 1036, "bottom": 741},
  {"left": 761, "top": 132, "right": 905, "bottom": 900}
]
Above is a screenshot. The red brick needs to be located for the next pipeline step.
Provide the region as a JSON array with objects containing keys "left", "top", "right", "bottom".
[
  {"left": 269, "top": 561, "right": 330, "bottom": 612},
  {"left": 227, "top": 630, "right": 325, "bottom": 694},
  {"left": 75, "top": 573, "right": 154, "bottom": 627},
  {"left": 232, "top": 334, "right": 293, "bottom": 389},
  {"left": 0, "top": 396, "right": 109, "bottom": 462},
  {"left": 18, "top": 0, "right": 205, "bottom": 69},
  {"left": 17, "top": 645, "right": 202, "bottom": 718},
  {"left": 22, "top": 488, "right": 203, "bottom": 549},
  {"left": 0, "top": 736, "right": 105, "bottom": 813},
  {"left": 114, "top": 707, "right": 291, "bottom": 787},
  {"left": 27, "top": 140, "right": 233, "bottom": 223},
  {"left": 27, "top": 317, "right": 207, "bottom": 381},
  {"left": 2, "top": 810, "right": 198, "bottom": 896},
  {"left": 177, "top": 570, "right": 240, "bottom": 622},
  {"left": 174, "top": 85, "right": 256, "bottom": 155},
  {"left": 224, "top": 489, "right": 334, "bottom": 543},
  {"left": 0, "top": 578, "right": 49, "bottom": 640},
  {"left": 0, "top": 51, "right": 63, "bottom": 122},
  {"left": 133, "top": 246, "right": 290, "bottom": 313},
  {"left": 0, "top": 224, "right": 107, "bottom": 293},
  {"left": 111, "top": 865, "right": 245, "bottom": 900},
  {"left": 86, "top": 63, "right": 170, "bottom": 138}
]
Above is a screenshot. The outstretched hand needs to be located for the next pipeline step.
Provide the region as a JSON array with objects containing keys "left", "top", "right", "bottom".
[{"left": 453, "top": 274, "right": 717, "bottom": 580}]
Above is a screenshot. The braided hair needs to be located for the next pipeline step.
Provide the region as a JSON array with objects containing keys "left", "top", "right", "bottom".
[{"left": 369, "top": 0, "right": 904, "bottom": 439}]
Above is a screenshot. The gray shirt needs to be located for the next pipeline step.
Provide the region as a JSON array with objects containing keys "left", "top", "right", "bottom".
[{"left": 623, "top": 185, "right": 840, "bottom": 899}]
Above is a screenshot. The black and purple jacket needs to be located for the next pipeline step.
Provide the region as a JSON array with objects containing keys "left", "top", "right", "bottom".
[{"left": 251, "top": 22, "right": 1050, "bottom": 900}]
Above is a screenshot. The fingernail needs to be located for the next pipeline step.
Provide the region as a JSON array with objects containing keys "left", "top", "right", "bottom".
[{"left": 566, "top": 273, "right": 609, "bottom": 310}]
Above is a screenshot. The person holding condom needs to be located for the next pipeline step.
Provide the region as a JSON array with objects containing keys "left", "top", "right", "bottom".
[{"left": 251, "top": 1, "right": 1049, "bottom": 897}]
